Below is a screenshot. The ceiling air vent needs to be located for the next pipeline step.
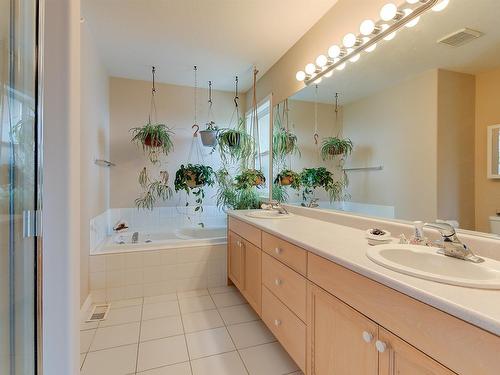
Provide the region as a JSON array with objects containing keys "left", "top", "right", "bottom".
[{"left": 438, "top": 28, "right": 484, "bottom": 47}]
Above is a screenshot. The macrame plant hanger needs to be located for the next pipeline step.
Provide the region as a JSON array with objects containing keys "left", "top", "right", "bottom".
[
  {"left": 228, "top": 76, "right": 240, "bottom": 131},
  {"left": 207, "top": 80, "right": 214, "bottom": 126},
  {"left": 314, "top": 84, "right": 321, "bottom": 163},
  {"left": 188, "top": 65, "right": 204, "bottom": 164},
  {"left": 251, "top": 67, "right": 262, "bottom": 171},
  {"left": 334, "top": 92, "right": 341, "bottom": 138}
]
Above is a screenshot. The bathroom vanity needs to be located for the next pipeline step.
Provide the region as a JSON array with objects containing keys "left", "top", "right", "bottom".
[{"left": 227, "top": 211, "right": 500, "bottom": 375}]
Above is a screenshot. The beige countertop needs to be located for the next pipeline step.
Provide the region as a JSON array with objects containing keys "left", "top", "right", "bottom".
[{"left": 228, "top": 209, "right": 500, "bottom": 336}]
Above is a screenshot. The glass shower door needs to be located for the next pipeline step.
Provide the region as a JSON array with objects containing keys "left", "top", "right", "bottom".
[{"left": 1, "top": 0, "right": 40, "bottom": 374}]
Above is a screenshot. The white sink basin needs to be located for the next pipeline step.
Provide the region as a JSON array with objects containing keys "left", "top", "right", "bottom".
[
  {"left": 366, "top": 244, "right": 500, "bottom": 289},
  {"left": 245, "top": 210, "right": 294, "bottom": 219}
]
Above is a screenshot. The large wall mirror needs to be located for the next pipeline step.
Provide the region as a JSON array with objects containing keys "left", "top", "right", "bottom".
[{"left": 271, "top": 0, "right": 500, "bottom": 238}]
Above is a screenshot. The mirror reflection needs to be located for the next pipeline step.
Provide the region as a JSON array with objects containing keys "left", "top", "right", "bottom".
[{"left": 273, "top": 0, "right": 500, "bottom": 237}]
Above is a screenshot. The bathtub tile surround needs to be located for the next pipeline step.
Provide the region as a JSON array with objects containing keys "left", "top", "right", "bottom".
[
  {"left": 89, "top": 245, "right": 227, "bottom": 302},
  {"left": 80, "top": 289, "right": 302, "bottom": 375}
]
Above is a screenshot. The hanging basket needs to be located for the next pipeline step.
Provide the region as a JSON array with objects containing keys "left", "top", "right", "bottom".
[
  {"left": 144, "top": 134, "right": 163, "bottom": 148},
  {"left": 279, "top": 176, "right": 294, "bottom": 186},
  {"left": 200, "top": 130, "right": 218, "bottom": 147},
  {"left": 186, "top": 171, "right": 203, "bottom": 188}
]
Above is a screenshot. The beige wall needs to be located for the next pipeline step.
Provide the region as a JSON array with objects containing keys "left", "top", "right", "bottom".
[
  {"left": 247, "top": 0, "right": 387, "bottom": 105},
  {"left": 80, "top": 24, "right": 110, "bottom": 305},
  {"left": 342, "top": 70, "right": 439, "bottom": 222},
  {"left": 437, "top": 70, "right": 475, "bottom": 230},
  {"left": 109, "top": 77, "right": 245, "bottom": 209},
  {"left": 475, "top": 67, "right": 500, "bottom": 232}
]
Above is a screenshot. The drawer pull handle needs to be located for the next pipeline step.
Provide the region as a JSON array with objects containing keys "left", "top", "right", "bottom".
[
  {"left": 362, "top": 331, "right": 373, "bottom": 343},
  {"left": 274, "top": 279, "right": 282, "bottom": 286},
  {"left": 275, "top": 247, "right": 282, "bottom": 255},
  {"left": 375, "top": 340, "right": 387, "bottom": 353},
  {"left": 274, "top": 319, "right": 281, "bottom": 326}
]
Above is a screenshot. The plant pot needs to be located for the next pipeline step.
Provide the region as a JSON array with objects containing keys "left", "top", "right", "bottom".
[
  {"left": 280, "top": 176, "right": 293, "bottom": 186},
  {"left": 186, "top": 171, "right": 203, "bottom": 188},
  {"left": 226, "top": 132, "right": 241, "bottom": 148},
  {"left": 200, "top": 130, "right": 218, "bottom": 147},
  {"left": 328, "top": 147, "right": 344, "bottom": 156},
  {"left": 254, "top": 177, "right": 264, "bottom": 186},
  {"left": 144, "top": 134, "right": 163, "bottom": 147}
]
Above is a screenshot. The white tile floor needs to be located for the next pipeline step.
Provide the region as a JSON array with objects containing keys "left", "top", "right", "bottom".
[{"left": 80, "top": 286, "right": 304, "bottom": 375}]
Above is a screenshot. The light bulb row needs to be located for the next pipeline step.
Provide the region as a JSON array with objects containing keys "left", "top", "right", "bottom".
[{"left": 296, "top": 0, "right": 449, "bottom": 83}]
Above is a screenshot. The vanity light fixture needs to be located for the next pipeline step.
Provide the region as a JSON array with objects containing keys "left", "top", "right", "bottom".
[{"left": 297, "top": 0, "right": 448, "bottom": 84}]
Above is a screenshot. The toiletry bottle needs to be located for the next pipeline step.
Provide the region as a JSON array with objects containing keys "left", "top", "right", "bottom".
[{"left": 410, "top": 221, "right": 427, "bottom": 245}]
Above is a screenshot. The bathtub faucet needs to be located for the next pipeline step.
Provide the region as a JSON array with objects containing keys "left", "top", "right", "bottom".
[{"left": 131, "top": 231, "right": 139, "bottom": 244}]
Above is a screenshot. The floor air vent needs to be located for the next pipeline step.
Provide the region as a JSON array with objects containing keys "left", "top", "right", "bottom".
[
  {"left": 86, "top": 304, "right": 111, "bottom": 322},
  {"left": 438, "top": 28, "right": 483, "bottom": 47}
]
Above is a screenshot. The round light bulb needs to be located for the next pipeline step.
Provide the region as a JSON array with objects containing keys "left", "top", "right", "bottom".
[
  {"left": 343, "top": 33, "right": 358, "bottom": 48},
  {"left": 381, "top": 24, "right": 397, "bottom": 41},
  {"left": 296, "top": 71, "right": 306, "bottom": 82},
  {"left": 432, "top": 0, "right": 449, "bottom": 12},
  {"left": 380, "top": 3, "right": 398, "bottom": 21},
  {"left": 305, "top": 63, "right": 316, "bottom": 75},
  {"left": 336, "top": 62, "right": 346, "bottom": 71},
  {"left": 328, "top": 45, "right": 341, "bottom": 58},
  {"left": 316, "top": 54, "right": 328, "bottom": 68},
  {"left": 324, "top": 70, "right": 333, "bottom": 78},
  {"left": 403, "top": 9, "right": 420, "bottom": 28},
  {"left": 360, "top": 19, "right": 376, "bottom": 36},
  {"left": 349, "top": 54, "right": 361, "bottom": 63},
  {"left": 363, "top": 37, "right": 377, "bottom": 52}
]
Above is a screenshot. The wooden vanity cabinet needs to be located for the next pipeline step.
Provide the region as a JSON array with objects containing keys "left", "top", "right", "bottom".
[
  {"left": 228, "top": 231, "right": 245, "bottom": 290},
  {"left": 242, "top": 239, "right": 262, "bottom": 314},
  {"left": 307, "top": 283, "right": 378, "bottom": 375}
]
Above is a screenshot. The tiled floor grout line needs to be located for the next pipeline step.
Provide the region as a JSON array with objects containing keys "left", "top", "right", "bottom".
[
  {"left": 177, "top": 296, "right": 195, "bottom": 375},
  {"left": 134, "top": 298, "right": 145, "bottom": 374}
]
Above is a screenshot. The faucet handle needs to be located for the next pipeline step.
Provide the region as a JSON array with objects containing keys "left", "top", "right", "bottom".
[{"left": 423, "top": 222, "right": 456, "bottom": 237}]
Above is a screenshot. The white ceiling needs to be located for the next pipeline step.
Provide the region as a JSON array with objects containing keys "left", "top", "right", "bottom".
[
  {"left": 82, "top": 0, "right": 338, "bottom": 92},
  {"left": 292, "top": 0, "right": 500, "bottom": 104}
]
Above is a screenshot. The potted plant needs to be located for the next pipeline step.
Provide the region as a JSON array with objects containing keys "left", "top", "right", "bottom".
[
  {"left": 273, "top": 127, "right": 300, "bottom": 162},
  {"left": 131, "top": 123, "right": 174, "bottom": 164},
  {"left": 174, "top": 164, "right": 215, "bottom": 212},
  {"left": 215, "top": 168, "right": 262, "bottom": 210},
  {"left": 200, "top": 121, "right": 218, "bottom": 147},
  {"left": 320, "top": 137, "right": 353, "bottom": 159},
  {"left": 217, "top": 118, "right": 254, "bottom": 165},
  {"left": 274, "top": 169, "right": 301, "bottom": 189},
  {"left": 235, "top": 169, "right": 266, "bottom": 190},
  {"left": 300, "top": 167, "right": 345, "bottom": 203}
]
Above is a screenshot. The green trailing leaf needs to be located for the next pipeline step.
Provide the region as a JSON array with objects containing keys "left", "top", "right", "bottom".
[
  {"left": 217, "top": 118, "right": 254, "bottom": 166},
  {"left": 320, "top": 137, "right": 353, "bottom": 160},
  {"left": 299, "top": 167, "right": 348, "bottom": 203},
  {"left": 273, "top": 127, "right": 300, "bottom": 164},
  {"left": 130, "top": 123, "right": 174, "bottom": 164},
  {"left": 215, "top": 168, "right": 262, "bottom": 210},
  {"left": 272, "top": 183, "right": 289, "bottom": 203},
  {"left": 274, "top": 169, "right": 301, "bottom": 190}
]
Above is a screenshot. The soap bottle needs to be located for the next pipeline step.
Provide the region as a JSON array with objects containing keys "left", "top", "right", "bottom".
[{"left": 409, "top": 221, "right": 428, "bottom": 245}]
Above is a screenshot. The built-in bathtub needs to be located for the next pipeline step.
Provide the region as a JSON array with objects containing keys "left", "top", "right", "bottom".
[{"left": 88, "top": 206, "right": 228, "bottom": 302}]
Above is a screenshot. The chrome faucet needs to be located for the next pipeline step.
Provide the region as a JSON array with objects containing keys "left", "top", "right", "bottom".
[
  {"left": 301, "top": 198, "right": 319, "bottom": 208},
  {"left": 131, "top": 231, "right": 139, "bottom": 244},
  {"left": 423, "top": 222, "right": 483, "bottom": 263},
  {"left": 261, "top": 201, "right": 289, "bottom": 215}
]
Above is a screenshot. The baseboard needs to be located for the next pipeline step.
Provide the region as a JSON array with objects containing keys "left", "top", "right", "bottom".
[{"left": 80, "top": 293, "right": 93, "bottom": 321}]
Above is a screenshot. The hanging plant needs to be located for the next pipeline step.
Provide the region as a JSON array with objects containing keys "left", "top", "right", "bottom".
[
  {"left": 217, "top": 118, "right": 254, "bottom": 165},
  {"left": 200, "top": 81, "right": 219, "bottom": 148},
  {"left": 174, "top": 164, "right": 215, "bottom": 212},
  {"left": 272, "top": 183, "right": 289, "bottom": 203},
  {"left": 299, "top": 167, "right": 345, "bottom": 203},
  {"left": 215, "top": 168, "right": 262, "bottom": 210},
  {"left": 131, "top": 123, "right": 174, "bottom": 163},
  {"left": 320, "top": 137, "right": 353, "bottom": 159},
  {"left": 235, "top": 169, "right": 266, "bottom": 190},
  {"left": 135, "top": 169, "right": 172, "bottom": 210},
  {"left": 273, "top": 127, "right": 300, "bottom": 161},
  {"left": 274, "top": 169, "right": 301, "bottom": 189}
]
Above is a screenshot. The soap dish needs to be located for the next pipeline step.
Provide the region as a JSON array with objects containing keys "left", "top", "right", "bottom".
[{"left": 366, "top": 228, "right": 392, "bottom": 246}]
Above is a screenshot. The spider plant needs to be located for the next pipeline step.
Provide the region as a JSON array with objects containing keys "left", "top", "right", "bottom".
[
  {"left": 130, "top": 123, "right": 174, "bottom": 164},
  {"left": 272, "top": 183, "right": 289, "bottom": 203},
  {"left": 217, "top": 118, "right": 254, "bottom": 165},
  {"left": 273, "top": 127, "right": 300, "bottom": 163},
  {"left": 215, "top": 168, "right": 262, "bottom": 210},
  {"left": 174, "top": 164, "right": 215, "bottom": 213},
  {"left": 135, "top": 169, "right": 172, "bottom": 210},
  {"left": 320, "top": 137, "right": 353, "bottom": 160},
  {"left": 274, "top": 169, "right": 301, "bottom": 189}
]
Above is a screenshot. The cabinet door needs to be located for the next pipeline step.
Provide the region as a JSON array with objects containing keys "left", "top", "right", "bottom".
[
  {"left": 228, "top": 232, "right": 245, "bottom": 290},
  {"left": 243, "top": 241, "right": 262, "bottom": 314},
  {"left": 307, "top": 283, "right": 378, "bottom": 375},
  {"left": 378, "top": 328, "right": 456, "bottom": 375}
]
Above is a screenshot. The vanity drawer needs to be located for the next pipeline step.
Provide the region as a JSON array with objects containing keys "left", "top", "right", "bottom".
[
  {"left": 262, "top": 286, "right": 306, "bottom": 372},
  {"left": 262, "top": 252, "right": 306, "bottom": 321},
  {"left": 228, "top": 217, "right": 261, "bottom": 247},
  {"left": 262, "top": 232, "right": 307, "bottom": 276}
]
